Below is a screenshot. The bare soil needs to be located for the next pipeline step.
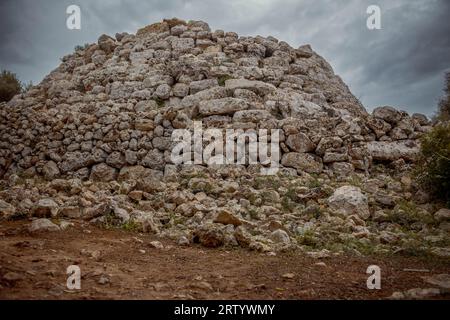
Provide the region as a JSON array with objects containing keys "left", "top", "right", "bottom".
[{"left": 0, "top": 221, "right": 449, "bottom": 300}]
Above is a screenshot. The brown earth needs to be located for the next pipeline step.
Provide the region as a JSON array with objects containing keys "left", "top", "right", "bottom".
[{"left": 0, "top": 221, "right": 449, "bottom": 300}]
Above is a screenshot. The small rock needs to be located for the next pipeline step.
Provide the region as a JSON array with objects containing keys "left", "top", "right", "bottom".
[
  {"left": 81, "top": 249, "right": 101, "bottom": 259},
  {"left": 307, "top": 249, "right": 331, "bottom": 259},
  {"left": 59, "top": 221, "right": 74, "bottom": 230},
  {"left": 193, "top": 281, "right": 214, "bottom": 291},
  {"left": 193, "top": 223, "right": 225, "bottom": 248},
  {"left": 32, "top": 198, "right": 59, "bottom": 218},
  {"left": 434, "top": 208, "right": 450, "bottom": 222},
  {"left": 3, "top": 271, "right": 24, "bottom": 283},
  {"left": 404, "top": 288, "right": 441, "bottom": 299},
  {"left": 90, "top": 163, "right": 117, "bottom": 182},
  {"left": 389, "top": 291, "right": 406, "bottom": 300},
  {"left": 423, "top": 274, "right": 450, "bottom": 289},
  {"left": 0, "top": 200, "right": 16, "bottom": 220},
  {"left": 178, "top": 236, "right": 190, "bottom": 246},
  {"left": 315, "top": 262, "right": 327, "bottom": 267},
  {"left": 98, "top": 274, "right": 110, "bottom": 285},
  {"left": 270, "top": 229, "right": 290, "bottom": 245},
  {"left": 327, "top": 186, "right": 370, "bottom": 220},
  {"left": 42, "top": 161, "right": 60, "bottom": 179},
  {"left": 149, "top": 241, "right": 164, "bottom": 249},
  {"left": 59, "top": 206, "right": 81, "bottom": 219},
  {"left": 28, "top": 219, "right": 60, "bottom": 233},
  {"left": 213, "top": 209, "right": 243, "bottom": 227},
  {"left": 128, "top": 190, "right": 143, "bottom": 201}
]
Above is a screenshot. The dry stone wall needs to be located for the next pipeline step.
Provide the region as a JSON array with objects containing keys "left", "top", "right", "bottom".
[{"left": 0, "top": 18, "right": 431, "bottom": 181}]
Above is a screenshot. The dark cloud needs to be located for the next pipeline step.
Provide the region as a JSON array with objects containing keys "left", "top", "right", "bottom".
[{"left": 0, "top": 0, "right": 448, "bottom": 116}]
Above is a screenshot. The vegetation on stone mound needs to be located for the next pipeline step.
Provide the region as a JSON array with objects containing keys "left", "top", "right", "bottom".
[
  {"left": 414, "top": 72, "right": 450, "bottom": 206},
  {"left": 218, "top": 75, "right": 233, "bottom": 86},
  {"left": 0, "top": 70, "right": 33, "bottom": 103},
  {"left": 415, "top": 122, "right": 450, "bottom": 206},
  {"left": 0, "top": 70, "right": 22, "bottom": 102}
]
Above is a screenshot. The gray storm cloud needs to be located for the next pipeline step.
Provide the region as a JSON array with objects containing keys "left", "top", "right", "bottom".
[{"left": 0, "top": 0, "right": 449, "bottom": 116}]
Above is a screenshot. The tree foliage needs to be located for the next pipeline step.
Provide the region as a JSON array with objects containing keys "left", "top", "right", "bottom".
[
  {"left": 0, "top": 70, "right": 22, "bottom": 102},
  {"left": 415, "top": 122, "right": 450, "bottom": 205}
]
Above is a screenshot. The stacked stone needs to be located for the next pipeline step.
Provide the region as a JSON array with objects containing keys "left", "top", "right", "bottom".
[{"left": 0, "top": 18, "right": 430, "bottom": 181}]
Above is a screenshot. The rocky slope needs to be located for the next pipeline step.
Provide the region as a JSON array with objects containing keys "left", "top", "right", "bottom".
[{"left": 0, "top": 18, "right": 448, "bottom": 257}]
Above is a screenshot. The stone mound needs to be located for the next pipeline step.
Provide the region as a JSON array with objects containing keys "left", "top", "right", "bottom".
[
  {"left": 0, "top": 18, "right": 431, "bottom": 179},
  {"left": 1, "top": 19, "right": 446, "bottom": 256}
]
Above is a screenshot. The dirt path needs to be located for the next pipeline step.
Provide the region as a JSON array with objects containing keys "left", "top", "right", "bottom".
[{"left": 0, "top": 221, "right": 449, "bottom": 300}]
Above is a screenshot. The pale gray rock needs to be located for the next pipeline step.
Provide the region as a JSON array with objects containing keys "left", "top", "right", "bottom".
[
  {"left": 225, "top": 78, "right": 276, "bottom": 96},
  {"left": 271, "top": 229, "right": 290, "bottom": 244},
  {"left": 42, "top": 161, "right": 60, "bottom": 180},
  {"left": 372, "top": 106, "right": 402, "bottom": 124},
  {"left": 90, "top": 163, "right": 117, "bottom": 182},
  {"left": 190, "top": 79, "right": 218, "bottom": 94},
  {"left": 285, "top": 133, "right": 315, "bottom": 153},
  {"left": 367, "top": 140, "right": 419, "bottom": 161},
  {"left": 327, "top": 186, "right": 370, "bottom": 219},
  {"left": 29, "top": 219, "right": 60, "bottom": 233},
  {"left": 434, "top": 208, "right": 450, "bottom": 222},
  {"left": 198, "top": 98, "right": 248, "bottom": 116},
  {"left": 33, "top": 198, "right": 59, "bottom": 218},
  {"left": 154, "top": 83, "right": 171, "bottom": 100},
  {"left": 281, "top": 152, "right": 323, "bottom": 174}
]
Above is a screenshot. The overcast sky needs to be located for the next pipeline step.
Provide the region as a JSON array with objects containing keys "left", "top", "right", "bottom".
[{"left": 0, "top": 0, "right": 449, "bottom": 116}]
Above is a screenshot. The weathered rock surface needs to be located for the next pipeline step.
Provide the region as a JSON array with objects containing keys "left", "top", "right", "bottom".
[
  {"left": 0, "top": 200, "right": 15, "bottom": 220},
  {"left": 0, "top": 18, "right": 429, "bottom": 182},
  {"left": 29, "top": 219, "right": 60, "bottom": 233},
  {"left": 327, "top": 186, "right": 370, "bottom": 219},
  {"left": 0, "top": 18, "right": 444, "bottom": 257}
]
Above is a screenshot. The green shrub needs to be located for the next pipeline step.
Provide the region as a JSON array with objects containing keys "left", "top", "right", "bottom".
[
  {"left": 153, "top": 97, "right": 165, "bottom": 107},
  {"left": 415, "top": 123, "right": 450, "bottom": 205},
  {"left": 218, "top": 75, "right": 233, "bottom": 86},
  {"left": 0, "top": 70, "right": 22, "bottom": 102}
]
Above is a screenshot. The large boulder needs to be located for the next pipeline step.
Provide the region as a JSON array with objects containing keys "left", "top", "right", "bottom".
[
  {"left": 32, "top": 198, "right": 59, "bottom": 218},
  {"left": 285, "top": 133, "right": 315, "bottom": 153},
  {"left": 372, "top": 106, "right": 402, "bottom": 124},
  {"left": 225, "top": 78, "right": 276, "bottom": 96},
  {"left": 118, "top": 166, "right": 163, "bottom": 182},
  {"left": 190, "top": 79, "right": 218, "bottom": 94},
  {"left": 90, "top": 163, "right": 117, "bottom": 182},
  {"left": 198, "top": 98, "right": 248, "bottom": 116},
  {"left": 213, "top": 209, "right": 243, "bottom": 227},
  {"left": 193, "top": 223, "right": 225, "bottom": 248},
  {"left": 366, "top": 140, "right": 419, "bottom": 161},
  {"left": 97, "top": 34, "right": 116, "bottom": 54},
  {"left": 271, "top": 229, "right": 291, "bottom": 245},
  {"left": 233, "top": 109, "right": 273, "bottom": 122},
  {"left": 281, "top": 152, "right": 323, "bottom": 174},
  {"left": 327, "top": 186, "right": 370, "bottom": 219},
  {"left": 435, "top": 208, "right": 450, "bottom": 222},
  {"left": 42, "top": 161, "right": 60, "bottom": 180},
  {"left": 29, "top": 219, "right": 60, "bottom": 233}
]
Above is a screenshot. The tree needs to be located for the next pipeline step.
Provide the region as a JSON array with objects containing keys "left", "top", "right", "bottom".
[
  {"left": 415, "top": 123, "right": 450, "bottom": 205},
  {"left": 0, "top": 70, "right": 22, "bottom": 102},
  {"left": 437, "top": 72, "right": 450, "bottom": 121},
  {"left": 415, "top": 73, "right": 450, "bottom": 206}
]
